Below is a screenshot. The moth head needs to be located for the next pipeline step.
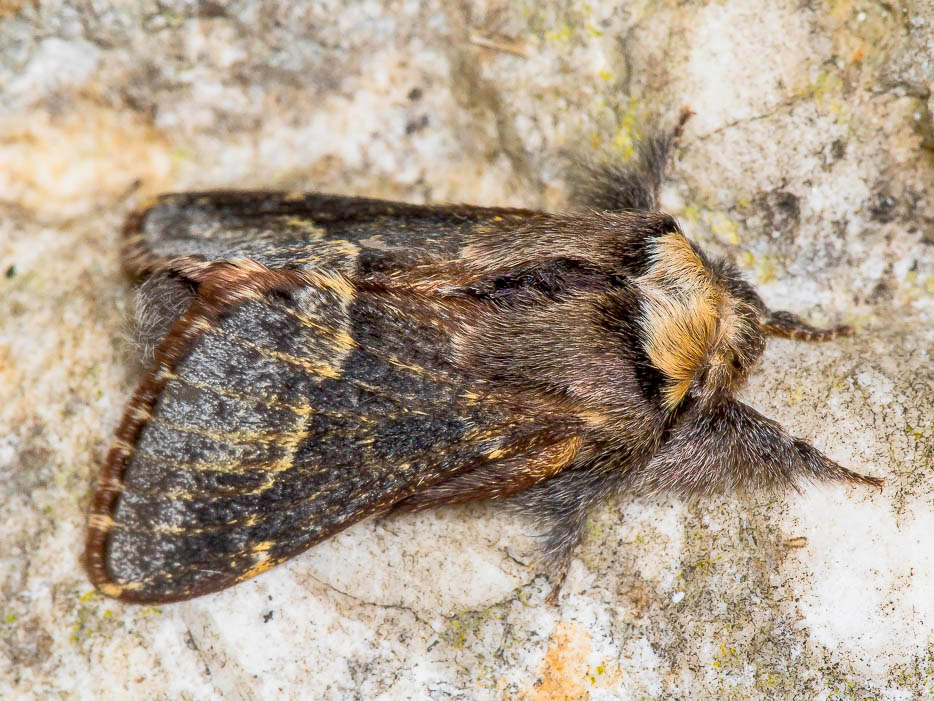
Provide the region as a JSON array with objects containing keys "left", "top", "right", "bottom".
[
  {"left": 637, "top": 233, "right": 767, "bottom": 410},
  {"left": 685, "top": 297, "right": 766, "bottom": 406}
]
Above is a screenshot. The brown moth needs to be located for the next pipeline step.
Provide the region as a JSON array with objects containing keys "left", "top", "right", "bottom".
[{"left": 86, "top": 115, "right": 881, "bottom": 603}]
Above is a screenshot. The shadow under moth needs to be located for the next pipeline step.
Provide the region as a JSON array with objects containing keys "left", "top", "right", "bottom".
[{"left": 86, "top": 116, "right": 882, "bottom": 603}]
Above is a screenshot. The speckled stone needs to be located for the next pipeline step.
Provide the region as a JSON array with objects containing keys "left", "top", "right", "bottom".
[{"left": 1, "top": 1, "right": 932, "bottom": 699}]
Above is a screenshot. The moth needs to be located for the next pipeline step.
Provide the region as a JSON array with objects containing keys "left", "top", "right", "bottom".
[{"left": 86, "top": 115, "right": 882, "bottom": 603}]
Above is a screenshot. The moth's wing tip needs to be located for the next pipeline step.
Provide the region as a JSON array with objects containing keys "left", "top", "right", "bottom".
[
  {"left": 85, "top": 539, "right": 244, "bottom": 604},
  {"left": 88, "top": 580, "right": 214, "bottom": 605},
  {"left": 83, "top": 530, "right": 197, "bottom": 604}
]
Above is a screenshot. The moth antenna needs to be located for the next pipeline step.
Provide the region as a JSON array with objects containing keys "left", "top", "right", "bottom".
[{"left": 763, "top": 310, "right": 853, "bottom": 342}]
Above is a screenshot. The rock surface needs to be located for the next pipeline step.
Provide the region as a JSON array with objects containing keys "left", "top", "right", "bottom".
[{"left": 1, "top": 1, "right": 932, "bottom": 699}]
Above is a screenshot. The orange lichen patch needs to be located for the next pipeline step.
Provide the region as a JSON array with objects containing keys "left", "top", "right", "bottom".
[
  {"left": 0, "top": 0, "right": 30, "bottom": 18},
  {"left": 637, "top": 234, "right": 719, "bottom": 409},
  {"left": 0, "top": 103, "right": 173, "bottom": 217},
  {"left": 529, "top": 622, "right": 593, "bottom": 701}
]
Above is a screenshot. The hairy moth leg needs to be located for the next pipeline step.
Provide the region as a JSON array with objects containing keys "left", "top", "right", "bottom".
[
  {"left": 509, "top": 468, "right": 630, "bottom": 603},
  {"left": 763, "top": 310, "right": 852, "bottom": 341},
  {"left": 635, "top": 397, "right": 883, "bottom": 497},
  {"left": 569, "top": 107, "right": 693, "bottom": 212}
]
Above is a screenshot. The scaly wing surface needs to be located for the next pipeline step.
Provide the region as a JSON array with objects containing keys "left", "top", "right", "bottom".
[{"left": 87, "top": 260, "right": 583, "bottom": 602}]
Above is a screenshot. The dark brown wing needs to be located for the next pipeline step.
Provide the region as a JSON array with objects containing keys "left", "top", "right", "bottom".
[
  {"left": 87, "top": 261, "right": 585, "bottom": 602},
  {"left": 123, "top": 191, "right": 679, "bottom": 284},
  {"left": 91, "top": 192, "right": 688, "bottom": 602},
  {"left": 122, "top": 191, "right": 681, "bottom": 363},
  {"left": 122, "top": 190, "right": 541, "bottom": 276},
  {"left": 122, "top": 191, "right": 549, "bottom": 360}
]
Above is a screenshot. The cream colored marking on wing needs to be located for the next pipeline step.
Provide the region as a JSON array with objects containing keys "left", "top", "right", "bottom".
[
  {"left": 237, "top": 553, "right": 281, "bottom": 582},
  {"left": 279, "top": 216, "right": 328, "bottom": 236},
  {"left": 211, "top": 331, "right": 343, "bottom": 379},
  {"left": 148, "top": 416, "right": 287, "bottom": 445},
  {"left": 96, "top": 477, "right": 124, "bottom": 494},
  {"left": 265, "top": 291, "right": 452, "bottom": 384},
  {"left": 97, "top": 582, "right": 125, "bottom": 598},
  {"left": 111, "top": 438, "right": 136, "bottom": 457},
  {"left": 153, "top": 364, "right": 175, "bottom": 382},
  {"left": 159, "top": 371, "right": 330, "bottom": 419},
  {"left": 129, "top": 405, "right": 153, "bottom": 422},
  {"left": 89, "top": 514, "right": 116, "bottom": 531},
  {"left": 299, "top": 268, "right": 357, "bottom": 303},
  {"left": 288, "top": 241, "right": 361, "bottom": 268},
  {"left": 211, "top": 268, "right": 358, "bottom": 379},
  {"left": 261, "top": 299, "right": 357, "bottom": 352}
]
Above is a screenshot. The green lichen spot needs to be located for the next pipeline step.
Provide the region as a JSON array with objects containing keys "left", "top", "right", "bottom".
[
  {"left": 709, "top": 212, "right": 740, "bottom": 245},
  {"left": 683, "top": 206, "right": 700, "bottom": 224},
  {"left": 586, "top": 23, "right": 603, "bottom": 38},
  {"left": 756, "top": 257, "right": 777, "bottom": 284},
  {"left": 545, "top": 25, "right": 574, "bottom": 42}
]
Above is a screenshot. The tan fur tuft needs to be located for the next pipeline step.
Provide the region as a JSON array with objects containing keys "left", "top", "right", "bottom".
[{"left": 637, "top": 234, "right": 719, "bottom": 409}]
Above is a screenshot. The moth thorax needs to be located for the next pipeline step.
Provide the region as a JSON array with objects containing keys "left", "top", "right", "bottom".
[
  {"left": 640, "top": 283, "right": 766, "bottom": 409},
  {"left": 636, "top": 232, "right": 730, "bottom": 409}
]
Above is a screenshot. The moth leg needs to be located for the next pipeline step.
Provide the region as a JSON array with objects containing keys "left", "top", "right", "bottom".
[
  {"left": 569, "top": 107, "right": 693, "bottom": 212},
  {"left": 509, "top": 469, "right": 626, "bottom": 604},
  {"left": 388, "top": 433, "right": 589, "bottom": 604},
  {"left": 763, "top": 310, "right": 852, "bottom": 341},
  {"left": 635, "top": 397, "right": 883, "bottom": 497}
]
